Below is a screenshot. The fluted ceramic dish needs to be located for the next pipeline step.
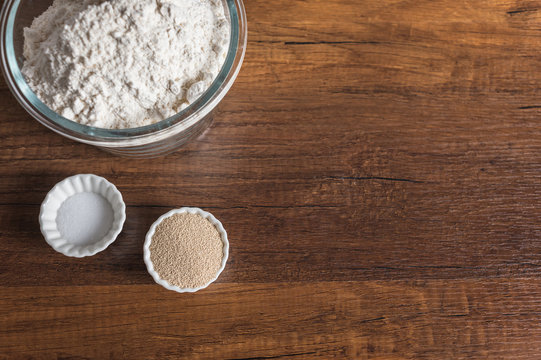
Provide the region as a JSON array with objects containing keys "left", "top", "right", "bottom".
[
  {"left": 39, "top": 174, "right": 126, "bottom": 257},
  {"left": 144, "top": 207, "right": 229, "bottom": 293}
]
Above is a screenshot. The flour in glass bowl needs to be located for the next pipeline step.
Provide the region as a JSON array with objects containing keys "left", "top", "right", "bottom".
[{"left": 21, "top": 0, "right": 230, "bottom": 129}]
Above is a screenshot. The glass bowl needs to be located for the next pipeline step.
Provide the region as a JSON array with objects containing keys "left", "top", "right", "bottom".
[{"left": 0, "top": 0, "right": 246, "bottom": 158}]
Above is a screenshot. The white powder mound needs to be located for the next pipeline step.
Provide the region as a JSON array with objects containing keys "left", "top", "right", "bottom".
[{"left": 22, "top": 0, "right": 230, "bottom": 129}]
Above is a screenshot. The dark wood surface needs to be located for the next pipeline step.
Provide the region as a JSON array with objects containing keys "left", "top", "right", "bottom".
[{"left": 2, "top": 0, "right": 541, "bottom": 358}]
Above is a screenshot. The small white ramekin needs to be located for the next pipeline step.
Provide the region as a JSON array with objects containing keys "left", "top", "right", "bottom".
[
  {"left": 39, "top": 174, "right": 126, "bottom": 257},
  {"left": 144, "top": 207, "right": 229, "bottom": 293}
]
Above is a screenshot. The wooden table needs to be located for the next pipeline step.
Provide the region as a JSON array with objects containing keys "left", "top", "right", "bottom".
[{"left": 1, "top": 0, "right": 541, "bottom": 358}]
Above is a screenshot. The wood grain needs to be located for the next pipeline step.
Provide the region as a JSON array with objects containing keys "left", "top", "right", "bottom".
[
  {"left": 1, "top": 0, "right": 541, "bottom": 358},
  {"left": 2, "top": 280, "right": 541, "bottom": 359}
]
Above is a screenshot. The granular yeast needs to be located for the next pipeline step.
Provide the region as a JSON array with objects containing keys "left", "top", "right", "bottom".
[{"left": 149, "top": 212, "right": 224, "bottom": 289}]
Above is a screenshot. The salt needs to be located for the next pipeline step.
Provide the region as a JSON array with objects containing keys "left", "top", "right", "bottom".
[{"left": 56, "top": 192, "right": 114, "bottom": 245}]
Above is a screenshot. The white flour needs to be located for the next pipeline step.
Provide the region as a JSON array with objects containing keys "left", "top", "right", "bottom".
[{"left": 22, "top": 0, "right": 230, "bottom": 129}]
